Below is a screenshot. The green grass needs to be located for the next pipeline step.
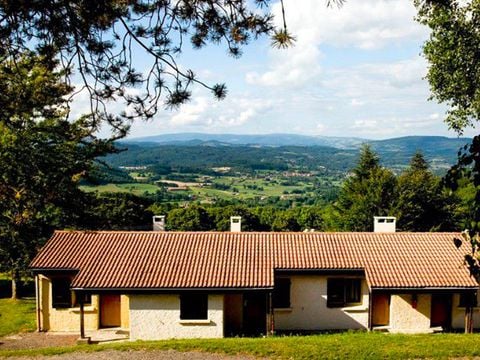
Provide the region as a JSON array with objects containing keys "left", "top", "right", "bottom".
[
  {"left": 3, "top": 333, "right": 480, "bottom": 359},
  {"left": 0, "top": 298, "right": 36, "bottom": 337}
]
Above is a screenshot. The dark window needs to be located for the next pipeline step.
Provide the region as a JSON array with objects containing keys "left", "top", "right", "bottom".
[
  {"left": 327, "top": 278, "right": 362, "bottom": 308},
  {"left": 52, "top": 278, "right": 72, "bottom": 308},
  {"left": 459, "top": 292, "right": 478, "bottom": 308},
  {"left": 180, "top": 294, "right": 208, "bottom": 320},
  {"left": 273, "top": 278, "right": 291, "bottom": 308},
  {"left": 73, "top": 292, "right": 92, "bottom": 307}
]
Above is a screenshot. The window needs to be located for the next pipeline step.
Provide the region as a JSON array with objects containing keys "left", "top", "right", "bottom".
[
  {"left": 52, "top": 278, "right": 72, "bottom": 308},
  {"left": 273, "top": 278, "right": 291, "bottom": 308},
  {"left": 180, "top": 294, "right": 208, "bottom": 320},
  {"left": 327, "top": 278, "right": 362, "bottom": 308},
  {"left": 459, "top": 292, "right": 478, "bottom": 308}
]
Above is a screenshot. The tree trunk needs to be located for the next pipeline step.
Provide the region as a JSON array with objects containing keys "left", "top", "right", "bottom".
[{"left": 11, "top": 270, "right": 18, "bottom": 300}]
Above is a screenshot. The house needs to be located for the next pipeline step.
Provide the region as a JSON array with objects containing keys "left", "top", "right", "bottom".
[{"left": 29, "top": 217, "right": 479, "bottom": 340}]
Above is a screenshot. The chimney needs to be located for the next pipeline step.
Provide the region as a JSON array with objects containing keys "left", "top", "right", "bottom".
[
  {"left": 153, "top": 215, "right": 166, "bottom": 231},
  {"left": 374, "top": 216, "right": 396, "bottom": 233},
  {"left": 230, "top": 216, "right": 241, "bottom": 232}
]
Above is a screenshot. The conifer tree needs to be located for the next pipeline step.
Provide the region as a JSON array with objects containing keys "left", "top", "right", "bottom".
[{"left": 334, "top": 145, "right": 397, "bottom": 232}]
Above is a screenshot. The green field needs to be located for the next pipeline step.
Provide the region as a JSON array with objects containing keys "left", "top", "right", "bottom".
[
  {"left": 2, "top": 300, "right": 480, "bottom": 359},
  {"left": 0, "top": 298, "right": 36, "bottom": 337},
  {"left": 81, "top": 183, "right": 161, "bottom": 196},
  {"left": 3, "top": 333, "right": 480, "bottom": 359}
]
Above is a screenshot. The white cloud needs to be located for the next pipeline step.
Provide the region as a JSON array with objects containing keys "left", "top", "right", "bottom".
[
  {"left": 350, "top": 99, "right": 365, "bottom": 107},
  {"left": 277, "top": 0, "right": 426, "bottom": 49}
]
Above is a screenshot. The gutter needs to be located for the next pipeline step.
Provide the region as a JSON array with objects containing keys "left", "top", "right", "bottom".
[{"left": 71, "top": 287, "right": 274, "bottom": 293}]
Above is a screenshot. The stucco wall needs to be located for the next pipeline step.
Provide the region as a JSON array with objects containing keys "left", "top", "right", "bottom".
[
  {"left": 38, "top": 275, "right": 100, "bottom": 332},
  {"left": 389, "top": 294, "right": 431, "bottom": 333},
  {"left": 129, "top": 294, "right": 224, "bottom": 340},
  {"left": 274, "top": 275, "right": 369, "bottom": 331},
  {"left": 451, "top": 293, "right": 480, "bottom": 330}
]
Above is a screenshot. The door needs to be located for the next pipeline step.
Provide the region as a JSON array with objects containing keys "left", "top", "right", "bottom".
[
  {"left": 431, "top": 294, "right": 452, "bottom": 329},
  {"left": 100, "top": 294, "right": 121, "bottom": 327},
  {"left": 243, "top": 293, "right": 267, "bottom": 336},
  {"left": 372, "top": 294, "right": 390, "bottom": 326}
]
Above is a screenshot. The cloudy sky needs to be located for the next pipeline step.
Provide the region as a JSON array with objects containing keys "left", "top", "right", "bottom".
[{"left": 80, "top": 0, "right": 478, "bottom": 140}]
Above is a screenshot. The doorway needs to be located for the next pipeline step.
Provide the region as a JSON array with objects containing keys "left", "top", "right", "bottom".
[
  {"left": 243, "top": 293, "right": 267, "bottom": 336},
  {"left": 372, "top": 293, "right": 390, "bottom": 326},
  {"left": 100, "top": 294, "right": 121, "bottom": 328},
  {"left": 431, "top": 294, "right": 452, "bottom": 329}
]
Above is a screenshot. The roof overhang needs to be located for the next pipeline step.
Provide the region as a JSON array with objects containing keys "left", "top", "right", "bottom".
[{"left": 71, "top": 287, "right": 274, "bottom": 293}]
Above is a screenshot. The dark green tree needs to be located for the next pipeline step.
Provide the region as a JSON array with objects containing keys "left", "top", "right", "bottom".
[
  {"left": 394, "top": 152, "right": 457, "bottom": 231},
  {"left": 0, "top": 54, "right": 115, "bottom": 298},
  {"left": 82, "top": 192, "right": 154, "bottom": 230},
  {"left": 166, "top": 205, "right": 213, "bottom": 231},
  {"left": 333, "top": 145, "right": 397, "bottom": 231}
]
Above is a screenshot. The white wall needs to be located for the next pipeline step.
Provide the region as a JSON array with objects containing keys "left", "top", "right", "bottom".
[
  {"left": 274, "top": 275, "right": 369, "bottom": 331},
  {"left": 129, "top": 294, "right": 224, "bottom": 340}
]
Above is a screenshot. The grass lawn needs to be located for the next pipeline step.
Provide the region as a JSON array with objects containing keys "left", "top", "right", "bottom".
[
  {"left": 3, "top": 332, "right": 480, "bottom": 359},
  {"left": 0, "top": 298, "right": 36, "bottom": 337}
]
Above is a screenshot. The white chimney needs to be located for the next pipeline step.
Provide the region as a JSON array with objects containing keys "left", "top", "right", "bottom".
[
  {"left": 153, "top": 215, "right": 166, "bottom": 231},
  {"left": 230, "top": 216, "right": 241, "bottom": 232},
  {"left": 374, "top": 216, "right": 396, "bottom": 233}
]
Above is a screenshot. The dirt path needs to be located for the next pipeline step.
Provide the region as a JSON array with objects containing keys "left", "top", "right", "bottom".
[
  {"left": 0, "top": 333, "right": 77, "bottom": 350},
  {"left": 1, "top": 349, "right": 259, "bottom": 360}
]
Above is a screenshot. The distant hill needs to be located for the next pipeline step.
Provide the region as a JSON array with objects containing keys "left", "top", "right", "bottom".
[
  {"left": 126, "top": 132, "right": 367, "bottom": 149},
  {"left": 107, "top": 134, "right": 471, "bottom": 175},
  {"left": 126, "top": 132, "right": 469, "bottom": 153}
]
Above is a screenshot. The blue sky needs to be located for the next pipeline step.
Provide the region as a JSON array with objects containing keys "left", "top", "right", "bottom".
[{"left": 74, "top": 0, "right": 478, "bottom": 140}]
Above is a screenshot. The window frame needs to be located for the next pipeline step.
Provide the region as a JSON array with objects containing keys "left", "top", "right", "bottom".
[
  {"left": 273, "top": 277, "right": 291, "bottom": 309},
  {"left": 327, "top": 278, "right": 362, "bottom": 308},
  {"left": 180, "top": 293, "right": 208, "bottom": 320}
]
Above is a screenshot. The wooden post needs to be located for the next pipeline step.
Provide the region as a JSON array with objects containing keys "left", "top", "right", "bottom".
[
  {"left": 268, "top": 292, "right": 275, "bottom": 336},
  {"left": 79, "top": 295, "right": 85, "bottom": 339},
  {"left": 465, "top": 306, "right": 474, "bottom": 334},
  {"left": 368, "top": 290, "right": 373, "bottom": 331},
  {"left": 35, "top": 275, "right": 41, "bottom": 332}
]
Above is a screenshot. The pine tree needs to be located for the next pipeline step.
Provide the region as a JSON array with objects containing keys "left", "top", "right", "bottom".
[
  {"left": 394, "top": 152, "right": 456, "bottom": 231},
  {"left": 334, "top": 145, "right": 397, "bottom": 232}
]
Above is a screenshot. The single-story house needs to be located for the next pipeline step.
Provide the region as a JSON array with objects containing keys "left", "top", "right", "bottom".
[{"left": 29, "top": 220, "right": 479, "bottom": 340}]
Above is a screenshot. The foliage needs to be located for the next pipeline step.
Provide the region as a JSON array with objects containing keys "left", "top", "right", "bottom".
[
  {"left": 333, "top": 145, "right": 397, "bottom": 231},
  {"left": 394, "top": 152, "right": 457, "bottom": 231},
  {"left": 0, "top": 0, "right": 302, "bottom": 132},
  {"left": 0, "top": 298, "right": 36, "bottom": 337},
  {"left": 0, "top": 54, "right": 115, "bottom": 297},
  {"left": 81, "top": 192, "right": 154, "bottom": 231},
  {"left": 5, "top": 333, "right": 480, "bottom": 359},
  {"left": 166, "top": 205, "right": 213, "bottom": 231},
  {"left": 416, "top": 0, "right": 480, "bottom": 134}
]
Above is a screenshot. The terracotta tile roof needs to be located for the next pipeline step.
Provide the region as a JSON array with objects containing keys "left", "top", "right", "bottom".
[{"left": 30, "top": 231, "right": 477, "bottom": 290}]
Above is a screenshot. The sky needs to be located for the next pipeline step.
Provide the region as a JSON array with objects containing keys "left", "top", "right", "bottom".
[{"left": 74, "top": 0, "right": 478, "bottom": 140}]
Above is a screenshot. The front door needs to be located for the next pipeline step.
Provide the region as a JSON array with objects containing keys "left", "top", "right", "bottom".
[
  {"left": 372, "top": 294, "right": 390, "bottom": 326},
  {"left": 243, "top": 293, "right": 267, "bottom": 336},
  {"left": 431, "top": 294, "right": 452, "bottom": 329},
  {"left": 100, "top": 294, "right": 121, "bottom": 328}
]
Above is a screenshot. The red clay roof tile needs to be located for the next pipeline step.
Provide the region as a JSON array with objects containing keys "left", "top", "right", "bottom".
[{"left": 29, "top": 231, "right": 477, "bottom": 290}]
